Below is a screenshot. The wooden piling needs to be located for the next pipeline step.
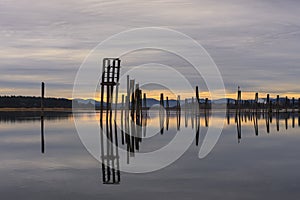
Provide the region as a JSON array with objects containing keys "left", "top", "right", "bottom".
[
  {"left": 195, "top": 86, "right": 200, "bottom": 109},
  {"left": 135, "top": 84, "right": 140, "bottom": 121},
  {"left": 285, "top": 96, "right": 288, "bottom": 113},
  {"left": 205, "top": 98, "right": 208, "bottom": 110},
  {"left": 298, "top": 98, "right": 300, "bottom": 113},
  {"left": 292, "top": 97, "right": 295, "bottom": 113},
  {"left": 267, "top": 94, "right": 272, "bottom": 113},
  {"left": 266, "top": 94, "right": 270, "bottom": 111},
  {"left": 143, "top": 93, "right": 147, "bottom": 110},
  {"left": 204, "top": 98, "right": 209, "bottom": 127},
  {"left": 40, "top": 82, "right": 45, "bottom": 154},
  {"left": 160, "top": 93, "right": 164, "bottom": 108},
  {"left": 166, "top": 97, "right": 169, "bottom": 110},
  {"left": 236, "top": 86, "right": 242, "bottom": 110},
  {"left": 226, "top": 102, "right": 230, "bottom": 125},
  {"left": 127, "top": 75, "right": 130, "bottom": 110},
  {"left": 41, "top": 114, "right": 45, "bottom": 153},
  {"left": 177, "top": 95, "right": 181, "bottom": 130},
  {"left": 227, "top": 98, "right": 230, "bottom": 109},
  {"left": 255, "top": 92, "right": 258, "bottom": 112},
  {"left": 138, "top": 90, "right": 142, "bottom": 118},
  {"left": 114, "top": 59, "right": 121, "bottom": 120},
  {"left": 121, "top": 95, "right": 125, "bottom": 144},
  {"left": 276, "top": 95, "right": 280, "bottom": 113},
  {"left": 41, "top": 82, "right": 45, "bottom": 111},
  {"left": 130, "top": 80, "right": 135, "bottom": 119},
  {"left": 177, "top": 95, "right": 181, "bottom": 110}
]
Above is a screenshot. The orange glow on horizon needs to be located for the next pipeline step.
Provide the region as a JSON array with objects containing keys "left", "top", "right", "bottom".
[{"left": 70, "top": 90, "right": 300, "bottom": 102}]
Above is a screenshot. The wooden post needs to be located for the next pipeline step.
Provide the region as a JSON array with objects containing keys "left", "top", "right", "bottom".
[
  {"left": 292, "top": 97, "right": 295, "bottom": 113},
  {"left": 255, "top": 93, "right": 259, "bottom": 113},
  {"left": 135, "top": 84, "right": 140, "bottom": 120},
  {"left": 41, "top": 82, "right": 45, "bottom": 110},
  {"left": 276, "top": 95, "right": 280, "bottom": 113},
  {"left": 142, "top": 93, "right": 148, "bottom": 137},
  {"left": 166, "top": 97, "right": 170, "bottom": 130},
  {"left": 298, "top": 100, "right": 300, "bottom": 126},
  {"left": 266, "top": 94, "right": 269, "bottom": 110},
  {"left": 177, "top": 95, "right": 181, "bottom": 110},
  {"left": 285, "top": 96, "right": 288, "bottom": 113},
  {"left": 237, "top": 86, "right": 241, "bottom": 110},
  {"left": 227, "top": 98, "right": 230, "bottom": 109},
  {"left": 238, "top": 87, "right": 241, "bottom": 103},
  {"left": 121, "top": 94, "right": 125, "bottom": 119},
  {"left": 267, "top": 94, "right": 272, "bottom": 113},
  {"left": 227, "top": 99, "right": 230, "bottom": 125},
  {"left": 40, "top": 82, "right": 45, "bottom": 154},
  {"left": 160, "top": 93, "right": 164, "bottom": 108},
  {"left": 114, "top": 59, "right": 121, "bottom": 120},
  {"left": 120, "top": 94, "right": 125, "bottom": 144},
  {"left": 205, "top": 98, "right": 208, "bottom": 110},
  {"left": 100, "top": 59, "right": 106, "bottom": 121},
  {"left": 127, "top": 75, "right": 130, "bottom": 110},
  {"left": 298, "top": 98, "right": 300, "bottom": 114},
  {"left": 204, "top": 97, "right": 208, "bottom": 126},
  {"left": 143, "top": 93, "right": 147, "bottom": 110},
  {"left": 134, "top": 83, "right": 138, "bottom": 109},
  {"left": 177, "top": 95, "right": 181, "bottom": 130},
  {"left": 166, "top": 97, "right": 169, "bottom": 110},
  {"left": 195, "top": 86, "right": 200, "bottom": 108},
  {"left": 265, "top": 95, "right": 271, "bottom": 133},
  {"left": 138, "top": 89, "right": 142, "bottom": 118},
  {"left": 130, "top": 80, "right": 135, "bottom": 119}
]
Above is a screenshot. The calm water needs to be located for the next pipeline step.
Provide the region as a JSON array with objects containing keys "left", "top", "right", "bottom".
[{"left": 0, "top": 110, "right": 300, "bottom": 200}]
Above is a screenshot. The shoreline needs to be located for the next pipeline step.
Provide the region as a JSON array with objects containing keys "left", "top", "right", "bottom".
[{"left": 0, "top": 108, "right": 73, "bottom": 112}]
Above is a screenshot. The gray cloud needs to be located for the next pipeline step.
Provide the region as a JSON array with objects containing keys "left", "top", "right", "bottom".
[{"left": 0, "top": 0, "right": 300, "bottom": 98}]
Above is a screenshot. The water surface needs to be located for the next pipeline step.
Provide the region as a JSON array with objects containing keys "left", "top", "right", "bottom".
[{"left": 0, "top": 110, "right": 300, "bottom": 200}]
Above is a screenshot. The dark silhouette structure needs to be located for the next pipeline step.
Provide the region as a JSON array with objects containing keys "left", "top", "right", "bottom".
[
  {"left": 41, "top": 82, "right": 45, "bottom": 154},
  {"left": 99, "top": 58, "right": 121, "bottom": 184}
]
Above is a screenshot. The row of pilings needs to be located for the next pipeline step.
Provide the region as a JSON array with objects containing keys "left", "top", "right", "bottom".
[{"left": 232, "top": 87, "right": 300, "bottom": 114}]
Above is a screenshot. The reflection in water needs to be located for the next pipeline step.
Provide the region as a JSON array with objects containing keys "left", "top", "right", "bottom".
[
  {"left": 253, "top": 112, "right": 259, "bottom": 136},
  {"left": 97, "top": 104, "right": 300, "bottom": 184},
  {"left": 0, "top": 109, "right": 299, "bottom": 185},
  {"left": 0, "top": 111, "right": 73, "bottom": 155},
  {"left": 236, "top": 109, "right": 242, "bottom": 143},
  {"left": 226, "top": 109, "right": 300, "bottom": 143},
  {"left": 100, "top": 112, "right": 120, "bottom": 185},
  {"left": 41, "top": 115, "right": 45, "bottom": 154}
]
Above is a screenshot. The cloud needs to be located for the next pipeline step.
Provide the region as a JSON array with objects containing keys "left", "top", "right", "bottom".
[{"left": 0, "top": 0, "right": 300, "bottom": 98}]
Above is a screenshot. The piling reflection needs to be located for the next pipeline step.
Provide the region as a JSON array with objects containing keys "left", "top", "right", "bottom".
[
  {"left": 100, "top": 113, "right": 120, "bottom": 185},
  {"left": 41, "top": 114, "right": 45, "bottom": 154},
  {"left": 226, "top": 109, "right": 300, "bottom": 142},
  {"left": 48, "top": 107, "right": 300, "bottom": 184},
  {"left": 0, "top": 111, "right": 73, "bottom": 155},
  {"left": 1, "top": 108, "right": 299, "bottom": 185}
]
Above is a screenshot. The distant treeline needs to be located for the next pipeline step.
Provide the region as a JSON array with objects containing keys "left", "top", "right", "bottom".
[{"left": 0, "top": 96, "right": 72, "bottom": 108}]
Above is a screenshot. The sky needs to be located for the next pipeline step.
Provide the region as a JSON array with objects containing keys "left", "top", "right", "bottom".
[{"left": 1, "top": 0, "right": 300, "bottom": 100}]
